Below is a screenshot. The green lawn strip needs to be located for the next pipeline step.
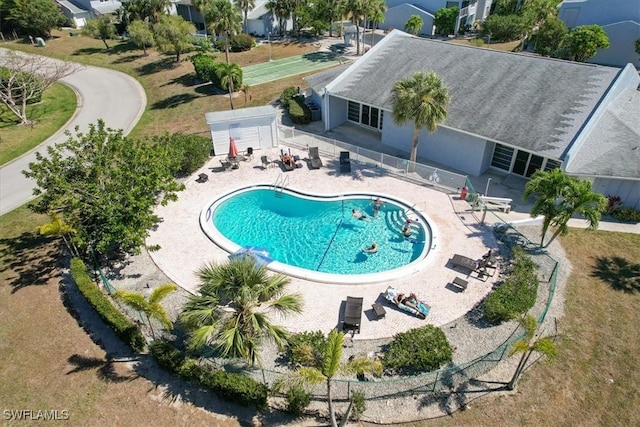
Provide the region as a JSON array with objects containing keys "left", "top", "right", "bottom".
[{"left": 0, "top": 83, "right": 77, "bottom": 166}]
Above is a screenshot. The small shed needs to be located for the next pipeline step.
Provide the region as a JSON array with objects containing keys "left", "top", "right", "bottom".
[{"left": 205, "top": 106, "right": 279, "bottom": 156}]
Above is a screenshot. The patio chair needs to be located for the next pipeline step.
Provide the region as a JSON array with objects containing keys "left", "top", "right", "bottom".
[
  {"left": 220, "top": 159, "right": 233, "bottom": 171},
  {"left": 342, "top": 296, "right": 363, "bottom": 334},
  {"left": 260, "top": 155, "right": 274, "bottom": 169},
  {"left": 383, "top": 287, "right": 429, "bottom": 318},
  {"left": 339, "top": 151, "right": 351, "bottom": 174},
  {"left": 450, "top": 254, "right": 479, "bottom": 272},
  {"left": 245, "top": 147, "right": 254, "bottom": 160},
  {"left": 309, "top": 146, "right": 323, "bottom": 169}
]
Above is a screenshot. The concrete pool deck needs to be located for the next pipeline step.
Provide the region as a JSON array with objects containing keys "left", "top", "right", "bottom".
[{"left": 147, "top": 145, "right": 509, "bottom": 341}]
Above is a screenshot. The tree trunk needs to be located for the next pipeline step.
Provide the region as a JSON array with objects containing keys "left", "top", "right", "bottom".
[
  {"left": 327, "top": 380, "right": 337, "bottom": 427},
  {"left": 145, "top": 314, "right": 156, "bottom": 340},
  {"left": 507, "top": 350, "right": 532, "bottom": 390},
  {"left": 409, "top": 126, "right": 420, "bottom": 169},
  {"left": 228, "top": 81, "right": 235, "bottom": 110},
  {"left": 101, "top": 38, "right": 110, "bottom": 49},
  {"left": 339, "top": 400, "right": 354, "bottom": 427},
  {"left": 355, "top": 25, "right": 360, "bottom": 55},
  {"left": 225, "top": 34, "right": 231, "bottom": 64}
]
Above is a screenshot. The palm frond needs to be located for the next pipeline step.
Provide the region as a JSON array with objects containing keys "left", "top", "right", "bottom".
[
  {"left": 297, "top": 366, "right": 325, "bottom": 384},
  {"left": 113, "top": 290, "right": 148, "bottom": 312},
  {"left": 322, "top": 329, "right": 344, "bottom": 378},
  {"left": 187, "top": 324, "right": 219, "bottom": 351},
  {"left": 148, "top": 283, "right": 177, "bottom": 305},
  {"left": 533, "top": 337, "right": 557, "bottom": 361},
  {"left": 267, "top": 293, "right": 304, "bottom": 314}
]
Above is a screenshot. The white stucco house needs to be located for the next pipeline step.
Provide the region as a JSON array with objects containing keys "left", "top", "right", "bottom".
[
  {"left": 305, "top": 30, "right": 640, "bottom": 208},
  {"left": 56, "top": 0, "right": 121, "bottom": 27},
  {"left": 557, "top": 0, "right": 640, "bottom": 68},
  {"left": 379, "top": 0, "right": 493, "bottom": 36}
]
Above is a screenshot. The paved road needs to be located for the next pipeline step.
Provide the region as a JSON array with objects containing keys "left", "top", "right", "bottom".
[{"left": 0, "top": 48, "right": 146, "bottom": 215}]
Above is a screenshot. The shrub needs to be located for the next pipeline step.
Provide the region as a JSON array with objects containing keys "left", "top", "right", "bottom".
[
  {"left": 286, "top": 330, "right": 328, "bottom": 366},
  {"left": 469, "top": 38, "right": 484, "bottom": 47},
  {"left": 484, "top": 247, "right": 538, "bottom": 323},
  {"left": 289, "top": 95, "right": 311, "bottom": 125},
  {"left": 199, "top": 368, "right": 269, "bottom": 410},
  {"left": 349, "top": 390, "right": 366, "bottom": 421},
  {"left": 383, "top": 325, "right": 452, "bottom": 372},
  {"left": 481, "top": 14, "right": 529, "bottom": 42},
  {"left": 149, "top": 340, "right": 185, "bottom": 372},
  {"left": 606, "top": 195, "right": 623, "bottom": 214},
  {"left": 612, "top": 207, "right": 640, "bottom": 223},
  {"left": 150, "top": 133, "right": 211, "bottom": 176},
  {"left": 284, "top": 385, "right": 311, "bottom": 416},
  {"left": 228, "top": 34, "right": 256, "bottom": 52},
  {"left": 207, "top": 62, "right": 242, "bottom": 91},
  {"left": 189, "top": 53, "right": 216, "bottom": 83},
  {"left": 280, "top": 86, "right": 297, "bottom": 109},
  {"left": 70, "top": 258, "right": 146, "bottom": 352},
  {"left": 148, "top": 341, "right": 268, "bottom": 410}
]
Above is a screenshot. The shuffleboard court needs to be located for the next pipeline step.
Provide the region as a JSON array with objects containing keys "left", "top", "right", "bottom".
[{"left": 242, "top": 52, "right": 346, "bottom": 86}]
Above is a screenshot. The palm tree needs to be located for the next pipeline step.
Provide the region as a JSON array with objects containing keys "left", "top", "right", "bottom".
[
  {"left": 180, "top": 257, "right": 303, "bottom": 366},
  {"left": 391, "top": 71, "right": 451, "bottom": 165},
  {"left": 38, "top": 212, "right": 80, "bottom": 257},
  {"left": 234, "top": 0, "right": 255, "bottom": 34},
  {"left": 207, "top": 0, "right": 243, "bottom": 63},
  {"left": 266, "top": 0, "right": 294, "bottom": 36},
  {"left": 367, "top": 0, "right": 386, "bottom": 49},
  {"left": 404, "top": 14, "right": 424, "bottom": 35},
  {"left": 239, "top": 83, "right": 251, "bottom": 106},
  {"left": 508, "top": 314, "right": 557, "bottom": 390},
  {"left": 113, "top": 283, "right": 177, "bottom": 339},
  {"left": 276, "top": 329, "right": 382, "bottom": 426},
  {"left": 217, "top": 62, "right": 242, "bottom": 109},
  {"left": 343, "top": 0, "right": 366, "bottom": 55},
  {"left": 523, "top": 168, "right": 607, "bottom": 247}
]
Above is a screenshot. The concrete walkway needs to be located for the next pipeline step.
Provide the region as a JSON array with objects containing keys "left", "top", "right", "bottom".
[{"left": 0, "top": 48, "right": 146, "bottom": 216}]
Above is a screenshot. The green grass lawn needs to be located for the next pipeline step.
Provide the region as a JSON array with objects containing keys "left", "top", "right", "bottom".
[{"left": 0, "top": 83, "right": 76, "bottom": 165}]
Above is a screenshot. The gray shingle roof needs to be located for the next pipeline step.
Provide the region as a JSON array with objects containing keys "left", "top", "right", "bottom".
[
  {"left": 325, "top": 30, "right": 622, "bottom": 159},
  {"left": 566, "top": 88, "right": 640, "bottom": 178},
  {"left": 304, "top": 64, "right": 350, "bottom": 94}
]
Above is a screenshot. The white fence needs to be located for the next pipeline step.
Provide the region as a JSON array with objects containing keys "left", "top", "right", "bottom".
[{"left": 278, "top": 125, "right": 468, "bottom": 192}]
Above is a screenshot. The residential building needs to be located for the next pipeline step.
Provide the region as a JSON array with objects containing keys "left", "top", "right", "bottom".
[{"left": 305, "top": 30, "right": 640, "bottom": 208}]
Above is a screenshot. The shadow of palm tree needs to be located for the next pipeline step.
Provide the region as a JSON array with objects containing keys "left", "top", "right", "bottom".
[
  {"left": 112, "top": 54, "right": 146, "bottom": 64},
  {"left": 0, "top": 231, "right": 60, "bottom": 293},
  {"left": 67, "top": 354, "right": 139, "bottom": 383},
  {"left": 591, "top": 256, "right": 640, "bottom": 293},
  {"left": 151, "top": 93, "right": 199, "bottom": 110},
  {"left": 302, "top": 52, "right": 338, "bottom": 62},
  {"left": 72, "top": 47, "right": 106, "bottom": 56},
  {"left": 136, "top": 57, "right": 176, "bottom": 75}
]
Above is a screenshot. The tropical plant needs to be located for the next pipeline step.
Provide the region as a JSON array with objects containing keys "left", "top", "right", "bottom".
[
  {"left": 234, "top": 0, "right": 255, "bottom": 34},
  {"left": 508, "top": 314, "right": 557, "bottom": 390},
  {"left": 180, "top": 257, "right": 303, "bottom": 366},
  {"left": 391, "top": 71, "right": 450, "bottom": 165},
  {"left": 367, "top": 0, "right": 386, "bottom": 47},
  {"left": 124, "top": 0, "right": 171, "bottom": 24},
  {"left": 113, "top": 283, "right": 178, "bottom": 339},
  {"left": 83, "top": 15, "right": 117, "bottom": 50},
  {"left": 239, "top": 83, "right": 251, "bottom": 106},
  {"left": 216, "top": 62, "right": 243, "bottom": 109},
  {"left": 206, "top": 0, "right": 243, "bottom": 63},
  {"left": 635, "top": 37, "right": 640, "bottom": 59},
  {"left": 523, "top": 168, "right": 607, "bottom": 247},
  {"left": 266, "top": 0, "right": 294, "bottom": 36},
  {"left": 23, "top": 120, "right": 184, "bottom": 258},
  {"left": 343, "top": 0, "right": 366, "bottom": 54},
  {"left": 404, "top": 14, "right": 423, "bottom": 35},
  {"left": 561, "top": 24, "right": 610, "bottom": 62},
  {"left": 275, "top": 329, "right": 382, "bottom": 427},
  {"left": 481, "top": 13, "right": 529, "bottom": 42},
  {"left": 382, "top": 325, "right": 453, "bottom": 372},
  {"left": 128, "top": 19, "right": 155, "bottom": 55},
  {"left": 153, "top": 14, "right": 196, "bottom": 62},
  {"left": 37, "top": 212, "right": 80, "bottom": 257}
]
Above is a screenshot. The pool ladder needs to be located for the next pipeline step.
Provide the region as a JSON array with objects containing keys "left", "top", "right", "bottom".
[{"left": 273, "top": 174, "right": 289, "bottom": 198}]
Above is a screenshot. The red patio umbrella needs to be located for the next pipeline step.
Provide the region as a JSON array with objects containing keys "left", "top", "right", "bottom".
[{"left": 228, "top": 137, "right": 238, "bottom": 158}]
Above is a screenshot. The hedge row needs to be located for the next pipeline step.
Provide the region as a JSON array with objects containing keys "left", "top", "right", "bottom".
[
  {"left": 149, "top": 341, "right": 268, "bottom": 410},
  {"left": 383, "top": 325, "right": 453, "bottom": 373},
  {"left": 70, "top": 258, "right": 146, "bottom": 352},
  {"left": 280, "top": 87, "right": 310, "bottom": 124},
  {"left": 484, "top": 247, "right": 538, "bottom": 323},
  {"left": 214, "top": 34, "right": 256, "bottom": 52},
  {"left": 149, "top": 133, "right": 211, "bottom": 176}
]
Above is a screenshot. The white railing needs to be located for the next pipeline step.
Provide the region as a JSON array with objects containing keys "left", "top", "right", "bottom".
[{"left": 278, "top": 125, "right": 467, "bottom": 193}]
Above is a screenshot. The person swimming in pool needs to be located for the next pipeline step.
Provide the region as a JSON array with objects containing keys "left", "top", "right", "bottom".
[
  {"left": 352, "top": 209, "right": 369, "bottom": 220},
  {"left": 363, "top": 242, "right": 378, "bottom": 253},
  {"left": 372, "top": 198, "right": 384, "bottom": 217},
  {"left": 402, "top": 224, "right": 412, "bottom": 237}
]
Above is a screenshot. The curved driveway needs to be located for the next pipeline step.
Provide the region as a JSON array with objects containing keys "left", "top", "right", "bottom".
[{"left": 0, "top": 48, "right": 146, "bottom": 215}]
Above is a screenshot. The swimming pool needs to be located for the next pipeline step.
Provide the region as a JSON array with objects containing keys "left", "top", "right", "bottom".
[{"left": 200, "top": 185, "right": 438, "bottom": 284}]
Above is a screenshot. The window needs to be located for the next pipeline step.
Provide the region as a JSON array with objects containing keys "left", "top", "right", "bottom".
[
  {"left": 379, "top": 110, "right": 384, "bottom": 130},
  {"left": 348, "top": 101, "right": 360, "bottom": 122},
  {"left": 526, "top": 155, "right": 544, "bottom": 177},
  {"left": 491, "top": 143, "right": 514, "bottom": 171},
  {"left": 544, "top": 159, "right": 561, "bottom": 171},
  {"left": 362, "top": 105, "right": 370, "bottom": 126}
]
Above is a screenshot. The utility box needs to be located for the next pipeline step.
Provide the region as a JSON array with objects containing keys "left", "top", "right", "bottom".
[{"left": 35, "top": 37, "right": 46, "bottom": 47}]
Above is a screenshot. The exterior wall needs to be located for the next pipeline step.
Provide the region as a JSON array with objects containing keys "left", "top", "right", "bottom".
[
  {"left": 381, "top": 120, "right": 488, "bottom": 176},
  {"left": 325, "top": 95, "right": 348, "bottom": 130},
  {"left": 564, "top": 64, "right": 640, "bottom": 170},
  {"left": 379, "top": 5, "right": 435, "bottom": 35},
  {"left": 247, "top": 14, "right": 291, "bottom": 36},
  {"left": 209, "top": 117, "right": 277, "bottom": 156},
  {"left": 591, "top": 177, "right": 640, "bottom": 210},
  {"left": 591, "top": 21, "right": 640, "bottom": 68}
]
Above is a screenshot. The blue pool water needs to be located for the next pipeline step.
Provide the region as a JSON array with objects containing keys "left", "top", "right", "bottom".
[{"left": 208, "top": 187, "right": 430, "bottom": 276}]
